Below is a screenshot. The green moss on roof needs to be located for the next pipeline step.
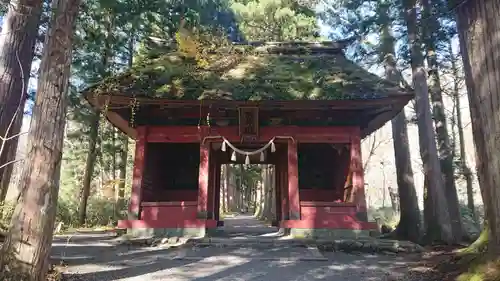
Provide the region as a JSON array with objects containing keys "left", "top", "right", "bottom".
[{"left": 85, "top": 45, "right": 409, "bottom": 101}]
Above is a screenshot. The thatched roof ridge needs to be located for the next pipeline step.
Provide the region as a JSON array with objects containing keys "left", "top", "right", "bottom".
[{"left": 83, "top": 41, "right": 412, "bottom": 102}]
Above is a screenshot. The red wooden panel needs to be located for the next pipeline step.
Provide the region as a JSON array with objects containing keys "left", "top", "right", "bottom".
[
  {"left": 140, "top": 205, "right": 198, "bottom": 221},
  {"left": 160, "top": 190, "right": 198, "bottom": 201},
  {"left": 141, "top": 201, "right": 197, "bottom": 207},
  {"left": 280, "top": 218, "right": 377, "bottom": 230},
  {"left": 299, "top": 190, "right": 337, "bottom": 202},
  {"left": 300, "top": 205, "right": 357, "bottom": 220},
  {"left": 117, "top": 219, "right": 217, "bottom": 229},
  {"left": 146, "top": 126, "right": 359, "bottom": 143}
]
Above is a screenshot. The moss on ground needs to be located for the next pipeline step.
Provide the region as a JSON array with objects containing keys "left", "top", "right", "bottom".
[{"left": 455, "top": 254, "right": 500, "bottom": 281}]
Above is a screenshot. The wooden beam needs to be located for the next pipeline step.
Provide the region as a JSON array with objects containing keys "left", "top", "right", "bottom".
[
  {"left": 106, "top": 111, "right": 137, "bottom": 139},
  {"left": 197, "top": 142, "right": 210, "bottom": 219},
  {"left": 128, "top": 126, "right": 147, "bottom": 219},
  {"left": 146, "top": 125, "right": 359, "bottom": 143},
  {"left": 287, "top": 140, "right": 300, "bottom": 220},
  {"left": 360, "top": 100, "right": 410, "bottom": 138}
]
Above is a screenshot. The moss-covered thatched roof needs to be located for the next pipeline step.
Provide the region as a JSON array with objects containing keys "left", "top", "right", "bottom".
[{"left": 84, "top": 42, "right": 411, "bottom": 101}]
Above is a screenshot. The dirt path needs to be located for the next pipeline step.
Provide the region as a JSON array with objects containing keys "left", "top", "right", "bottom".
[{"left": 52, "top": 232, "right": 434, "bottom": 281}]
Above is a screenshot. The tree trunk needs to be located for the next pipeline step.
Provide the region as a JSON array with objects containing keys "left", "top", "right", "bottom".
[
  {"left": 450, "top": 41, "right": 476, "bottom": 222},
  {"left": 78, "top": 12, "right": 114, "bottom": 224},
  {"left": 116, "top": 134, "right": 128, "bottom": 215},
  {"left": 0, "top": 0, "right": 80, "bottom": 279},
  {"left": 379, "top": 1, "right": 421, "bottom": 243},
  {"left": 116, "top": 35, "right": 134, "bottom": 216},
  {"left": 455, "top": 0, "right": 500, "bottom": 253},
  {"left": 255, "top": 168, "right": 263, "bottom": 218},
  {"left": 422, "top": 0, "right": 464, "bottom": 241},
  {"left": 0, "top": 0, "right": 42, "bottom": 202},
  {"left": 78, "top": 111, "right": 99, "bottom": 226},
  {"left": 0, "top": 112, "right": 23, "bottom": 201},
  {"left": 403, "top": 0, "right": 453, "bottom": 244},
  {"left": 228, "top": 165, "right": 236, "bottom": 211},
  {"left": 263, "top": 165, "right": 274, "bottom": 220}
]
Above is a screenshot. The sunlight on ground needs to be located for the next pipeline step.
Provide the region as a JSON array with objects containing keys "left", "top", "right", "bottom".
[
  {"left": 457, "top": 256, "right": 500, "bottom": 281},
  {"left": 129, "top": 255, "right": 251, "bottom": 280}
]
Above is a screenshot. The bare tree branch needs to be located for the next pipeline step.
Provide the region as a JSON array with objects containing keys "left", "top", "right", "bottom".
[{"left": 0, "top": 50, "right": 29, "bottom": 170}]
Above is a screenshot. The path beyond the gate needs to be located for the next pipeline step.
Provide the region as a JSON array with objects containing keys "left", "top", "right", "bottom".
[{"left": 214, "top": 213, "right": 282, "bottom": 238}]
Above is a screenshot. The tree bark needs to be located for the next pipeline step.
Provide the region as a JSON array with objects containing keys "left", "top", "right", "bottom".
[
  {"left": 116, "top": 35, "right": 134, "bottom": 216},
  {"left": 455, "top": 0, "right": 500, "bottom": 253},
  {"left": 255, "top": 167, "right": 264, "bottom": 218},
  {"left": 422, "top": 0, "right": 464, "bottom": 241},
  {"left": 116, "top": 134, "right": 128, "bottom": 215},
  {"left": 0, "top": 0, "right": 42, "bottom": 202},
  {"left": 378, "top": 1, "right": 421, "bottom": 243},
  {"left": 262, "top": 165, "right": 274, "bottom": 220},
  {"left": 78, "top": 12, "right": 114, "bottom": 224},
  {"left": 0, "top": 0, "right": 80, "bottom": 279},
  {"left": 450, "top": 41, "right": 476, "bottom": 222},
  {"left": 403, "top": 0, "right": 453, "bottom": 244},
  {"left": 78, "top": 111, "right": 99, "bottom": 225},
  {"left": 0, "top": 112, "right": 23, "bottom": 201},
  {"left": 421, "top": 0, "right": 466, "bottom": 241}
]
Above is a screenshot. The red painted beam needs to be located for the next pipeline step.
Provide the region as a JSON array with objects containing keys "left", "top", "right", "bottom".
[
  {"left": 117, "top": 219, "right": 218, "bottom": 229},
  {"left": 128, "top": 126, "right": 147, "bottom": 219},
  {"left": 287, "top": 140, "right": 300, "bottom": 220},
  {"left": 350, "top": 133, "right": 367, "bottom": 216},
  {"left": 280, "top": 219, "right": 377, "bottom": 230},
  {"left": 197, "top": 142, "right": 210, "bottom": 218},
  {"left": 146, "top": 126, "right": 359, "bottom": 143}
]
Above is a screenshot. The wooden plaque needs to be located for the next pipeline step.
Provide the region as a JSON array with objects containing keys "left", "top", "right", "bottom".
[{"left": 238, "top": 107, "right": 259, "bottom": 141}]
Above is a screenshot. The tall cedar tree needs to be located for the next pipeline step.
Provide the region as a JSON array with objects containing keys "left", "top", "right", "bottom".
[
  {"left": 403, "top": 0, "right": 453, "bottom": 243},
  {"left": 449, "top": 41, "right": 475, "bottom": 221},
  {"left": 378, "top": 1, "right": 421, "bottom": 242},
  {"left": 78, "top": 9, "right": 114, "bottom": 225},
  {"left": 117, "top": 36, "right": 134, "bottom": 214},
  {"left": 421, "top": 0, "right": 464, "bottom": 241},
  {"left": 0, "top": 0, "right": 81, "bottom": 279},
  {"left": 454, "top": 0, "right": 500, "bottom": 253},
  {"left": 0, "top": 0, "right": 43, "bottom": 201}
]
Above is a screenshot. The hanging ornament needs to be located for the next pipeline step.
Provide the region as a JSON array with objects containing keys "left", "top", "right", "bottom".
[
  {"left": 260, "top": 151, "right": 265, "bottom": 162},
  {"left": 245, "top": 155, "right": 250, "bottom": 165},
  {"left": 231, "top": 151, "right": 237, "bottom": 161},
  {"left": 221, "top": 141, "right": 227, "bottom": 152},
  {"left": 271, "top": 141, "right": 276, "bottom": 153}
]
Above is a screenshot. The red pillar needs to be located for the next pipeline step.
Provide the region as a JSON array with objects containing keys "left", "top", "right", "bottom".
[
  {"left": 350, "top": 133, "right": 368, "bottom": 221},
  {"left": 128, "top": 126, "right": 147, "bottom": 219},
  {"left": 287, "top": 140, "right": 300, "bottom": 220},
  {"left": 197, "top": 141, "right": 210, "bottom": 219}
]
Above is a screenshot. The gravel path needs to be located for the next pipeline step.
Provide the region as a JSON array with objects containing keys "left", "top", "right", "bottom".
[
  {"left": 52, "top": 216, "right": 426, "bottom": 281},
  {"left": 52, "top": 235, "right": 423, "bottom": 281}
]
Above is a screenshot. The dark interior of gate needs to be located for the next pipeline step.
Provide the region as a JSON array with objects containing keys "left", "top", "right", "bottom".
[{"left": 140, "top": 141, "right": 353, "bottom": 232}]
